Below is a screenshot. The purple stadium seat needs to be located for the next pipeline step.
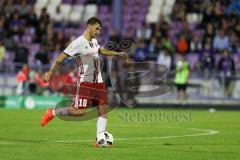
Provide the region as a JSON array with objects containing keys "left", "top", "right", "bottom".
[
  {"left": 214, "top": 54, "right": 222, "bottom": 65},
  {"left": 28, "top": 55, "right": 35, "bottom": 67},
  {"left": 99, "top": 5, "right": 109, "bottom": 13},
  {"left": 186, "top": 54, "right": 198, "bottom": 70},
  {"left": 98, "top": 14, "right": 107, "bottom": 21},
  {"left": 5, "top": 51, "right": 14, "bottom": 63},
  {"left": 64, "top": 28, "right": 74, "bottom": 36},
  {"left": 62, "top": 0, "right": 73, "bottom": 4},
  {"left": 28, "top": 0, "right": 37, "bottom": 5},
  {"left": 29, "top": 44, "right": 40, "bottom": 56},
  {"left": 22, "top": 35, "right": 32, "bottom": 44},
  {"left": 123, "top": 6, "right": 133, "bottom": 14},
  {"left": 126, "top": 0, "right": 135, "bottom": 6},
  {"left": 24, "top": 28, "right": 35, "bottom": 38},
  {"left": 75, "top": 0, "right": 86, "bottom": 4},
  {"left": 141, "top": 0, "right": 149, "bottom": 5},
  {"left": 188, "top": 23, "right": 196, "bottom": 31}
]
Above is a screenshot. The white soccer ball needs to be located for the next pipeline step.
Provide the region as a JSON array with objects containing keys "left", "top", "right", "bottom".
[{"left": 97, "top": 131, "right": 113, "bottom": 147}]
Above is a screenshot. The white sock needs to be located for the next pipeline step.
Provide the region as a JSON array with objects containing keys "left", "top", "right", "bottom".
[
  {"left": 52, "top": 109, "right": 56, "bottom": 116},
  {"left": 97, "top": 117, "right": 107, "bottom": 136},
  {"left": 54, "top": 107, "right": 71, "bottom": 116}
]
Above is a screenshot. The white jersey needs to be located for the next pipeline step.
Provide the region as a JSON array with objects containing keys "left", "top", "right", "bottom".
[{"left": 63, "top": 35, "right": 103, "bottom": 83}]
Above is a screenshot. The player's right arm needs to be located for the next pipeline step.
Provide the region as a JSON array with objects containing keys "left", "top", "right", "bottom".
[
  {"left": 43, "top": 38, "right": 81, "bottom": 82},
  {"left": 43, "top": 53, "right": 69, "bottom": 82}
]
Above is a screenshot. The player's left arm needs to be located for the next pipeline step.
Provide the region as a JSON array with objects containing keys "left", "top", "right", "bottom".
[{"left": 98, "top": 47, "right": 128, "bottom": 59}]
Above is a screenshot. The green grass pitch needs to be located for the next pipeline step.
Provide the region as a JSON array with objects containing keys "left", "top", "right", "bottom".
[{"left": 0, "top": 108, "right": 239, "bottom": 160}]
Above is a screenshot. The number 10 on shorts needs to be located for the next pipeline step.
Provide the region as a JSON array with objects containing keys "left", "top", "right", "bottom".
[{"left": 76, "top": 99, "right": 88, "bottom": 108}]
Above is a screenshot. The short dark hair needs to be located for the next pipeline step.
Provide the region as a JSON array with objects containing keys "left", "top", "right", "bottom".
[{"left": 87, "top": 17, "right": 102, "bottom": 27}]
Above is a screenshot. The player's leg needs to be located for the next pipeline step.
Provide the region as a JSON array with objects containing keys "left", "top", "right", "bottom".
[
  {"left": 96, "top": 83, "right": 108, "bottom": 136},
  {"left": 93, "top": 104, "right": 107, "bottom": 147},
  {"left": 182, "top": 84, "right": 188, "bottom": 99},
  {"left": 41, "top": 97, "right": 91, "bottom": 127},
  {"left": 94, "top": 82, "right": 108, "bottom": 147},
  {"left": 176, "top": 84, "right": 181, "bottom": 100},
  {"left": 41, "top": 95, "right": 82, "bottom": 127},
  {"left": 41, "top": 108, "right": 55, "bottom": 127},
  {"left": 97, "top": 104, "right": 107, "bottom": 135},
  {"left": 41, "top": 106, "right": 72, "bottom": 127}
]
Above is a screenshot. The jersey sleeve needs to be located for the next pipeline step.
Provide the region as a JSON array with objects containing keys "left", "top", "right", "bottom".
[{"left": 63, "top": 39, "right": 82, "bottom": 57}]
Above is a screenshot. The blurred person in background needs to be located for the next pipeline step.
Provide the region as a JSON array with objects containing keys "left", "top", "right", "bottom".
[
  {"left": 35, "top": 44, "right": 50, "bottom": 66},
  {"left": 176, "top": 34, "right": 189, "bottom": 54},
  {"left": 181, "top": 21, "right": 191, "bottom": 42},
  {"left": 225, "top": 0, "right": 240, "bottom": 16},
  {"left": 213, "top": 1, "right": 224, "bottom": 25},
  {"left": 218, "top": 50, "right": 236, "bottom": 97},
  {"left": 146, "top": 37, "right": 159, "bottom": 59},
  {"left": 15, "top": 0, "right": 31, "bottom": 18},
  {"left": 52, "top": 5, "right": 64, "bottom": 29},
  {"left": 0, "top": 40, "right": 6, "bottom": 63},
  {"left": 236, "top": 19, "right": 240, "bottom": 37},
  {"left": 35, "top": 69, "right": 49, "bottom": 95},
  {"left": 203, "top": 23, "right": 215, "bottom": 44},
  {"left": 157, "top": 48, "right": 172, "bottom": 71},
  {"left": 25, "top": 5, "right": 38, "bottom": 29},
  {"left": 35, "top": 8, "right": 50, "bottom": 43},
  {"left": 154, "top": 14, "right": 169, "bottom": 38},
  {"left": 229, "top": 31, "right": 240, "bottom": 54},
  {"left": 198, "top": 43, "right": 215, "bottom": 79},
  {"left": 0, "top": 40, "right": 6, "bottom": 72},
  {"left": 136, "top": 22, "right": 152, "bottom": 43},
  {"left": 0, "top": 16, "right": 6, "bottom": 38},
  {"left": 134, "top": 39, "right": 147, "bottom": 62},
  {"left": 53, "top": 30, "right": 67, "bottom": 51},
  {"left": 28, "top": 68, "right": 37, "bottom": 94},
  {"left": 14, "top": 43, "right": 29, "bottom": 69},
  {"left": 43, "top": 27, "right": 55, "bottom": 52},
  {"left": 175, "top": 54, "right": 190, "bottom": 100},
  {"left": 202, "top": 2, "right": 215, "bottom": 25},
  {"left": 161, "top": 37, "right": 174, "bottom": 53},
  {"left": 171, "top": 0, "right": 187, "bottom": 21},
  {"left": 190, "top": 33, "right": 203, "bottom": 53},
  {"left": 16, "top": 64, "right": 29, "bottom": 95},
  {"left": 9, "top": 11, "right": 24, "bottom": 36},
  {"left": 213, "top": 29, "right": 230, "bottom": 52}
]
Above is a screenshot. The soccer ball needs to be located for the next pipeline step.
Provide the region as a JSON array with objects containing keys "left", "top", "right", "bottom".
[{"left": 96, "top": 131, "right": 113, "bottom": 147}]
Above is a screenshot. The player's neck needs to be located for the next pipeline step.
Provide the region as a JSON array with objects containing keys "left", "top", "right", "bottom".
[{"left": 83, "top": 31, "right": 92, "bottom": 42}]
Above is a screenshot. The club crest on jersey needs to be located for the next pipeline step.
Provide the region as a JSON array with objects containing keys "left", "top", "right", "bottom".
[
  {"left": 85, "top": 46, "right": 88, "bottom": 49},
  {"left": 89, "top": 42, "right": 94, "bottom": 48}
]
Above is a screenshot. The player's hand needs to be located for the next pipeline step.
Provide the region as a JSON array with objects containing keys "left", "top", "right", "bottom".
[
  {"left": 117, "top": 52, "right": 128, "bottom": 59},
  {"left": 43, "top": 72, "right": 51, "bottom": 82}
]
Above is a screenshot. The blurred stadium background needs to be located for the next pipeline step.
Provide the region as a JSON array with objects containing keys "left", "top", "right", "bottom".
[{"left": 0, "top": 0, "right": 240, "bottom": 109}]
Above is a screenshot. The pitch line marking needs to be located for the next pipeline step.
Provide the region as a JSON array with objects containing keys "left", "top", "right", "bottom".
[
  {"left": 0, "top": 127, "right": 219, "bottom": 144},
  {"left": 48, "top": 127, "right": 219, "bottom": 143}
]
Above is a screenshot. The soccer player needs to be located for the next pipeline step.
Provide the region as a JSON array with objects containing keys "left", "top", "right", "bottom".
[{"left": 40, "top": 17, "right": 127, "bottom": 146}]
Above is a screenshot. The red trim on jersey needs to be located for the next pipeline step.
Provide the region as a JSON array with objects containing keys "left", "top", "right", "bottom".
[{"left": 75, "top": 56, "right": 84, "bottom": 74}]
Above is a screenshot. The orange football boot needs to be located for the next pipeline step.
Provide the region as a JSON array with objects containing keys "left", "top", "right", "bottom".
[{"left": 41, "top": 108, "right": 54, "bottom": 127}]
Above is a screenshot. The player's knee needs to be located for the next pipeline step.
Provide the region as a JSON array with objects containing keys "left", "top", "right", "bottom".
[{"left": 98, "top": 105, "right": 107, "bottom": 117}]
